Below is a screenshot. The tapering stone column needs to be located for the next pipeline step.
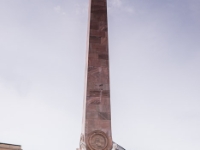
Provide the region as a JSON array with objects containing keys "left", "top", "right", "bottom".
[{"left": 79, "top": 0, "right": 113, "bottom": 150}]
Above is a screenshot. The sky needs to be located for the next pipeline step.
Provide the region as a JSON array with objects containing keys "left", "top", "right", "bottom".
[{"left": 0, "top": 0, "right": 200, "bottom": 150}]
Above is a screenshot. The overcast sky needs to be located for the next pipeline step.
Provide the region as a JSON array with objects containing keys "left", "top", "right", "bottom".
[{"left": 0, "top": 0, "right": 200, "bottom": 150}]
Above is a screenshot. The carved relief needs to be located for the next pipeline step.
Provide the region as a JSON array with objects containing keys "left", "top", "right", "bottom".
[
  {"left": 80, "top": 134, "right": 85, "bottom": 143},
  {"left": 80, "top": 144, "right": 86, "bottom": 150},
  {"left": 80, "top": 134, "right": 86, "bottom": 150},
  {"left": 88, "top": 130, "right": 108, "bottom": 150}
]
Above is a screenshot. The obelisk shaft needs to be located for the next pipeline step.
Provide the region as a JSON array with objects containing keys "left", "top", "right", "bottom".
[{"left": 80, "top": 0, "right": 112, "bottom": 149}]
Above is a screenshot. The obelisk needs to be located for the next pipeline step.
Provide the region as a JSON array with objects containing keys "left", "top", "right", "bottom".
[{"left": 78, "top": 0, "right": 113, "bottom": 150}]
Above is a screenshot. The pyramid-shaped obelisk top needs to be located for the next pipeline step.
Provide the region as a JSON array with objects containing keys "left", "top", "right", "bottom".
[{"left": 78, "top": 0, "right": 113, "bottom": 150}]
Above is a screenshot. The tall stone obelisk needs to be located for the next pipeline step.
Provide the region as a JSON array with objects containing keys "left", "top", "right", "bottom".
[{"left": 78, "top": 0, "right": 113, "bottom": 150}]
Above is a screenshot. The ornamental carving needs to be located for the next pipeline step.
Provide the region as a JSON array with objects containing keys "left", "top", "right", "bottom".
[{"left": 88, "top": 130, "right": 108, "bottom": 150}]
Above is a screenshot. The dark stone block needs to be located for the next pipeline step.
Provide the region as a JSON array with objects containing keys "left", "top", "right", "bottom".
[
  {"left": 90, "top": 90, "right": 101, "bottom": 97},
  {"left": 99, "top": 54, "right": 108, "bottom": 60},
  {"left": 90, "top": 21, "right": 99, "bottom": 30},
  {"left": 91, "top": 12, "right": 107, "bottom": 21},
  {"left": 91, "top": 6, "right": 107, "bottom": 13},
  {"left": 90, "top": 36, "right": 101, "bottom": 43},
  {"left": 102, "top": 90, "right": 110, "bottom": 97},
  {"left": 92, "top": 0, "right": 105, "bottom": 6}
]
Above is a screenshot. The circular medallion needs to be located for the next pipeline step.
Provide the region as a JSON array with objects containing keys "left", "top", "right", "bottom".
[{"left": 88, "top": 130, "right": 108, "bottom": 150}]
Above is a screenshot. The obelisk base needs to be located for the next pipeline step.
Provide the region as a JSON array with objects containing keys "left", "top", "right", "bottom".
[{"left": 77, "top": 141, "right": 125, "bottom": 150}]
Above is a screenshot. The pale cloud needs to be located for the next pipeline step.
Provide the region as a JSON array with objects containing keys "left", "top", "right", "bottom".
[
  {"left": 54, "top": 5, "right": 66, "bottom": 15},
  {"left": 54, "top": 5, "right": 61, "bottom": 13},
  {"left": 110, "top": 0, "right": 122, "bottom": 7},
  {"left": 108, "top": 0, "right": 134, "bottom": 14},
  {"left": 75, "top": 3, "right": 88, "bottom": 15},
  {"left": 124, "top": 7, "right": 134, "bottom": 13}
]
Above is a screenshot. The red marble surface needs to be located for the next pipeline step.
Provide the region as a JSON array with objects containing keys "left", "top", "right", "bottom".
[{"left": 82, "top": 0, "right": 113, "bottom": 149}]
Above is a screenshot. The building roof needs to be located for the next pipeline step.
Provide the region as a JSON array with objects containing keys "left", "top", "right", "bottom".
[
  {"left": 0, "top": 143, "right": 21, "bottom": 146},
  {"left": 0, "top": 143, "right": 22, "bottom": 150}
]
